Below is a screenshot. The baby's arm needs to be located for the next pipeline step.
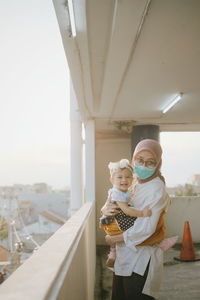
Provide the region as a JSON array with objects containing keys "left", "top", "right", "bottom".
[{"left": 116, "top": 202, "right": 152, "bottom": 217}]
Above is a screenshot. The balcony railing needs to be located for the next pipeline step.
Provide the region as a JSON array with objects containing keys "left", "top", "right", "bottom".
[
  {"left": 0, "top": 195, "right": 199, "bottom": 299},
  {"left": 0, "top": 202, "right": 96, "bottom": 300}
]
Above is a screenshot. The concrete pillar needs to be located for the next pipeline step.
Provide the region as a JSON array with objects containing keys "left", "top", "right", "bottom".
[
  {"left": 69, "top": 79, "right": 83, "bottom": 215},
  {"left": 131, "top": 125, "right": 160, "bottom": 155},
  {"left": 85, "top": 120, "right": 95, "bottom": 203}
]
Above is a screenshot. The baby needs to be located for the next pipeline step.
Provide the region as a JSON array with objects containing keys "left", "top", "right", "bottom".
[{"left": 100, "top": 159, "right": 152, "bottom": 267}]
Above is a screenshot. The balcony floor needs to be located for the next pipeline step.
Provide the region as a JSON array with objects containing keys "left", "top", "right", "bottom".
[{"left": 95, "top": 244, "right": 200, "bottom": 300}]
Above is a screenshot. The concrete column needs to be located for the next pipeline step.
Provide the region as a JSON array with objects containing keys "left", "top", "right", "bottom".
[
  {"left": 84, "top": 120, "right": 95, "bottom": 203},
  {"left": 69, "top": 79, "right": 83, "bottom": 215},
  {"left": 131, "top": 125, "right": 160, "bottom": 155}
]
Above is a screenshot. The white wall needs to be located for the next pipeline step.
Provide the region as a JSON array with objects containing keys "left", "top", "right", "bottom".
[
  {"left": 165, "top": 196, "right": 200, "bottom": 242},
  {"left": 96, "top": 137, "right": 131, "bottom": 245}
]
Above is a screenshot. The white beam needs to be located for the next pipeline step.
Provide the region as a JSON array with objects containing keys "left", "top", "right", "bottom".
[
  {"left": 69, "top": 79, "right": 83, "bottom": 214},
  {"left": 84, "top": 120, "right": 95, "bottom": 203}
]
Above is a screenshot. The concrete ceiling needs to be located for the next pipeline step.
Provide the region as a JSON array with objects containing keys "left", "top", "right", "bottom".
[{"left": 53, "top": 0, "right": 200, "bottom": 131}]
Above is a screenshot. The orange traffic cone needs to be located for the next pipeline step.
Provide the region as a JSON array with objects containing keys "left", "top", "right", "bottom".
[{"left": 174, "top": 221, "right": 200, "bottom": 262}]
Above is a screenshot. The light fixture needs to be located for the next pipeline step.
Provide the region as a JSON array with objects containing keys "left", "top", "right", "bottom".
[
  {"left": 162, "top": 93, "right": 183, "bottom": 114},
  {"left": 68, "top": 0, "right": 76, "bottom": 37}
]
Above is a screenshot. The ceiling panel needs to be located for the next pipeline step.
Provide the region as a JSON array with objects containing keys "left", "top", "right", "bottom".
[
  {"left": 111, "top": 0, "right": 200, "bottom": 124},
  {"left": 54, "top": 0, "right": 200, "bottom": 129}
]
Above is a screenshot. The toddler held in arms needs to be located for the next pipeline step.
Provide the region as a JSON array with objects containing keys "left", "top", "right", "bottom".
[{"left": 100, "top": 159, "right": 152, "bottom": 267}]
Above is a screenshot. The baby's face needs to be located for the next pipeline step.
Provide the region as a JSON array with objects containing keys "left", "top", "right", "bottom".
[{"left": 111, "top": 168, "right": 133, "bottom": 192}]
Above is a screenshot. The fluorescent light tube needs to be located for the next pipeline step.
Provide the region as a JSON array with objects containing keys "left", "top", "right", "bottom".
[
  {"left": 68, "top": 0, "right": 76, "bottom": 37},
  {"left": 162, "top": 93, "right": 182, "bottom": 114}
]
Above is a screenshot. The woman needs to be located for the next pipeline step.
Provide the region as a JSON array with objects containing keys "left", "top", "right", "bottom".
[{"left": 101, "top": 139, "right": 172, "bottom": 300}]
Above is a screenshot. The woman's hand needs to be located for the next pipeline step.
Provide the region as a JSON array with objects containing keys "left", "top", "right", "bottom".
[
  {"left": 105, "top": 234, "right": 124, "bottom": 246},
  {"left": 101, "top": 191, "right": 119, "bottom": 216},
  {"left": 105, "top": 235, "right": 115, "bottom": 246},
  {"left": 101, "top": 202, "right": 119, "bottom": 216}
]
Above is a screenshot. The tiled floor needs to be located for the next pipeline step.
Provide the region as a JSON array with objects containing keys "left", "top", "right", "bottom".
[{"left": 95, "top": 244, "right": 200, "bottom": 300}]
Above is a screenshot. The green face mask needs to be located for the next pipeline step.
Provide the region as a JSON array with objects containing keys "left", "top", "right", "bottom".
[{"left": 134, "top": 164, "right": 156, "bottom": 179}]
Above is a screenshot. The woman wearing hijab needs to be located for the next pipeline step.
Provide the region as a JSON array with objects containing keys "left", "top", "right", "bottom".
[{"left": 102, "top": 139, "right": 177, "bottom": 300}]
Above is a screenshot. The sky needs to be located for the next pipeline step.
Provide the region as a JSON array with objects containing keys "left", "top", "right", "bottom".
[
  {"left": 0, "top": 0, "right": 70, "bottom": 189},
  {"left": 0, "top": 1, "right": 200, "bottom": 190},
  {"left": 160, "top": 132, "right": 200, "bottom": 187}
]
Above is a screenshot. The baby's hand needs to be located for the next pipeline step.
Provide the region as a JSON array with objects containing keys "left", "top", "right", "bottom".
[{"left": 142, "top": 206, "right": 152, "bottom": 217}]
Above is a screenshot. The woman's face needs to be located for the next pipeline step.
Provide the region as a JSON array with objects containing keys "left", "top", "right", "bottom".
[{"left": 134, "top": 150, "right": 157, "bottom": 169}]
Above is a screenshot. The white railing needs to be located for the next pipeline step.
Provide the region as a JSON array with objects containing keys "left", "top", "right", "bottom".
[
  {"left": 166, "top": 196, "right": 200, "bottom": 242},
  {"left": 0, "top": 202, "right": 96, "bottom": 300}
]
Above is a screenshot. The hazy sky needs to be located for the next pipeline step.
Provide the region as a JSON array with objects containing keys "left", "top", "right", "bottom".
[
  {"left": 0, "top": 0, "right": 70, "bottom": 189},
  {"left": 0, "top": 1, "right": 200, "bottom": 189},
  {"left": 160, "top": 132, "right": 200, "bottom": 187}
]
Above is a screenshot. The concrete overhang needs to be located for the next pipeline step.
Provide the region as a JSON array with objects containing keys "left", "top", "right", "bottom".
[{"left": 53, "top": 0, "right": 200, "bottom": 131}]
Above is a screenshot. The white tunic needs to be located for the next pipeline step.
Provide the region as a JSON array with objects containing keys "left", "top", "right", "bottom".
[{"left": 114, "top": 177, "right": 170, "bottom": 299}]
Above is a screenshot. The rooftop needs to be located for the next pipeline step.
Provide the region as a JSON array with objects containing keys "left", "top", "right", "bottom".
[{"left": 95, "top": 244, "right": 200, "bottom": 300}]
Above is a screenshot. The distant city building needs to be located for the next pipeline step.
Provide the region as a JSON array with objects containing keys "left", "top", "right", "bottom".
[
  {"left": 0, "top": 183, "right": 71, "bottom": 260},
  {"left": 32, "top": 183, "right": 52, "bottom": 194},
  {"left": 0, "top": 245, "right": 9, "bottom": 262},
  {"left": 18, "top": 192, "right": 70, "bottom": 218}
]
